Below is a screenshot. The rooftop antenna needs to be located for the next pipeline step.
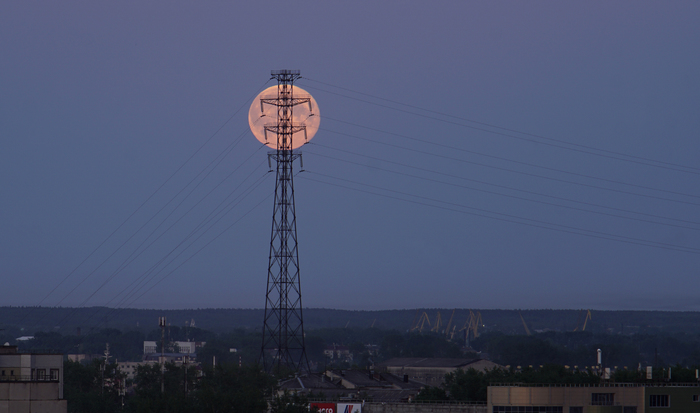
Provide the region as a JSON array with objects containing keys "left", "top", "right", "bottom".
[
  {"left": 159, "top": 316, "right": 166, "bottom": 393},
  {"left": 101, "top": 342, "right": 111, "bottom": 395},
  {"left": 249, "top": 70, "right": 320, "bottom": 375}
]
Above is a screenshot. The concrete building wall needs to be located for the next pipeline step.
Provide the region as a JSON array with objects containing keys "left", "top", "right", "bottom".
[
  {"left": 0, "top": 382, "right": 61, "bottom": 401},
  {"left": 29, "top": 400, "right": 68, "bottom": 413},
  {"left": 30, "top": 355, "right": 63, "bottom": 398},
  {"left": 0, "top": 348, "right": 65, "bottom": 413},
  {"left": 30, "top": 383, "right": 62, "bottom": 401},
  {"left": 645, "top": 386, "right": 700, "bottom": 412},
  {"left": 487, "top": 385, "right": 700, "bottom": 412},
  {"left": 364, "top": 402, "right": 486, "bottom": 413},
  {"left": 488, "top": 386, "right": 645, "bottom": 412},
  {"left": 385, "top": 361, "right": 501, "bottom": 387},
  {"left": 175, "top": 341, "right": 196, "bottom": 353},
  {"left": 144, "top": 341, "right": 158, "bottom": 354},
  {"left": 0, "top": 399, "right": 67, "bottom": 413},
  {"left": 8, "top": 383, "right": 31, "bottom": 401},
  {"left": 0, "top": 355, "right": 20, "bottom": 378},
  {"left": 0, "top": 353, "right": 63, "bottom": 398}
]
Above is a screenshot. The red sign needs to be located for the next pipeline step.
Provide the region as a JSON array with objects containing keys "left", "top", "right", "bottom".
[{"left": 310, "top": 403, "right": 336, "bottom": 413}]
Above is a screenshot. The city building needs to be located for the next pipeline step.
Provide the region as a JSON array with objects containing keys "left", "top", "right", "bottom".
[
  {"left": 143, "top": 341, "right": 158, "bottom": 355},
  {"left": 142, "top": 353, "right": 196, "bottom": 365},
  {"left": 66, "top": 354, "right": 99, "bottom": 363},
  {"left": 0, "top": 344, "right": 66, "bottom": 413},
  {"left": 117, "top": 361, "right": 157, "bottom": 381},
  {"left": 143, "top": 340, "right": 205, "bottom": 355},
  {"left": 324, "top": 344, "right": 353, "bottom": 362},
  {"left": 279, "top": 369, "right": 424, "bottom": 402},
  {"left": 379, "top": 357, "right": 502, "bottom": 387},
  {"left": 488, "top": 383, "right": 700, "bottom": 413}
]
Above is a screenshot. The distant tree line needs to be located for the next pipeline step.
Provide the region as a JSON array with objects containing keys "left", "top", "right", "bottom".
[
  {"left": 15, "top": 326, "right": 700, "bottom": 370},
  {"left": 417, "top": 364, "right": 700, "bottom": 403},
  {"left": 473, "top": 330, "right": 700, "bottom": 368},
  {"left": 7, "top": 307, "right": 700, "bottom": 337}
]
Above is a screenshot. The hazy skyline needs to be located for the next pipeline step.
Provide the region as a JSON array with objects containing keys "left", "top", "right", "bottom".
[{"left": 1, "top": 2, "right": 699, "bottom": 311}]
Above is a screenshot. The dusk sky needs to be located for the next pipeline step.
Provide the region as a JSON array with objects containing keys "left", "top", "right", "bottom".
[{"left": 2, "top": 2, "right": 699, "bottom": 313}]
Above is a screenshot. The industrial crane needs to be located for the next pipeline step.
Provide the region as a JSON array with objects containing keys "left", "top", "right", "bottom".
[
  {"left": 460, "top": 310, "right": 483, "bottom": 342},
  {"left": 444, "top": 309, "right": 456, "bottom": 339},
  {"left": 431, "top": 311, "right": 443, "bottom": 333},
  {"left": 519, "top": 312, "right": 532, "bottom": 336},
  {"left": 410, "top": 312, "right": 431, "bottom": 333},
  {"left": 573, "top": 310, "right": 592, "bottom": 332}
]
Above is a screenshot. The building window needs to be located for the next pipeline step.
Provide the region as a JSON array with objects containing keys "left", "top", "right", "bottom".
[
  {"left": 50, "top": 369, "right": 59, "bottom": 380},
  {"left": 37, "top": 369, "right": 46, "bottom": 380},
  {"left": 649, "top": 394, "right": 669, "bottom": 407},
  {"left": 493, "top": 407, "right": 563, "bottom": 413},
  {"left": 693, "top": 395, "right": 699, "bottom": 402},
  {"left": 623, "top": 407, "right": 637, "bottom": 413},
  {"left": 570, "top": 407, "right": 583, "bottom": 413},
  {"left": 592, "top": 393, "right": 615, "bottom": 406}
]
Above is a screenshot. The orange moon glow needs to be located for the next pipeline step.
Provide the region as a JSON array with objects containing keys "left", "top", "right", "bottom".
[{"left": 248, "top": 85, "right": 320, "bottom": 150}]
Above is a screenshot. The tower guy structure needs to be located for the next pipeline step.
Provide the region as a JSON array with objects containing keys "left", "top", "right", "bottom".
[{"left": 252, "top": 70, "right": 319, "bottom": 374}]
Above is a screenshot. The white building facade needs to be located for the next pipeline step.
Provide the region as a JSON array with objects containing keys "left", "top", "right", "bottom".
[{"left": 0, "top": 345, "right": 66, "bottom": 413}]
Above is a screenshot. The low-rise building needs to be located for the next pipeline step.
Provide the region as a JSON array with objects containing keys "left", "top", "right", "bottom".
[
  {"left": 324, "top": 344, "right": 353, "bottom": 362},
  {"left": 66, "top": 354, "right": 100, "bottom": 363},
  {"left": 143, "top": 353, "right": 196, "bottom": 366},
  {"left": 143, "top": 340, "right": 205, "bottom": 355},
  {"left": 279, "top": 369, "right": 424, "bottom": 402},
  {"left": 379, "top": 357, "right": 502, "bottom": 387},
  {"left": 488, "top": 383, "right": 700, "bottom": 413},
  {"left": 0, "top": 344, "right": 66, "bottom": 413},
  {"left": 117, "top": 361, "right": 157, "bottom": 381}
]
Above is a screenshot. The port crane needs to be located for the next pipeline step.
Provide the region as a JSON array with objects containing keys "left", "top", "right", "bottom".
[
  {"left": 431, "top": 311, "right": 443, "bottom": 333},
  {"left": 573, "top": 310, "right": 592, "bottom": 331},
  {"left": 410, "top": 312, "right": 431, "bottom": 333},
  {"left": 460, "top": 310, "right": 483, "bottom": 343},
  {"left": 519, "top": 312, "right": 531, "bottom": 336},
  {"left": 444, "top": 309, "right": 456, "bottom": 339}
]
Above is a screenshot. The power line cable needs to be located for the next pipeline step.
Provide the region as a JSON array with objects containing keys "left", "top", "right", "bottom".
[
  {"left": 98, "top": 156, "right": 269, "bottom": 313},
  {"left": 301, "top": 77, "right": 700, "bottom": 174},
  {"left": 322, "top": 116, "right": 700, "bottom": 201},
  {"left": 44, "top": 128, "right": 249, "bottom": 313},
  {"left": 54, "top": 146, "right": 268, "bottom": 329},
  {"left": 60, "top": 167, "right": 270, "bottom": 329},
  {"left": 93, "top": 183, "right": 274, "bottom": 328},
  {"left": 309, "top": 140, "right": 700, "bottom": 225},
  {"left": 303, "top": 147, "right": 700, "bottom": 232},
  {"left": 32, "top": 80, "right": 270, "bottom": 313},
  {"left": 115, "top": 173, "right": 271, "bottom": 310},
  {"left": 318, "top": 128, "right": 700, "bottom": 208},
  {"left": 66, "top": 135, "right": 262, "bottom": 313},
  {"left": 24, "top": 81, "right": 270, "bottom": 327},
  {"left": 300, "top": 171, "right": 700, "bottom": 255}
]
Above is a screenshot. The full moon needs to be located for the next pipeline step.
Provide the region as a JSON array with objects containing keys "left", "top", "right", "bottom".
[{"left": 248, "top": 85, "right": 320, "bottom": 150}]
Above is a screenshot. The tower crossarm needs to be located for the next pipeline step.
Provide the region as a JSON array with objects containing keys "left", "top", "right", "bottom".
[
  {"left": 264, "top": 125, "right": 307, "bottom": 134},
  {"left": 260, "top": 97, "right": 312, "bottom": 111}
]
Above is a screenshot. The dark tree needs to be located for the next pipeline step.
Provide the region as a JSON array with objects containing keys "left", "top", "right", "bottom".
[{"left": 64, "top": 359, "right": 124, "bottom": 413}]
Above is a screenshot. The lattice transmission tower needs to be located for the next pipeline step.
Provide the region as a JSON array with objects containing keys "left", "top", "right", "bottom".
[{"left": 257, "top": 70, "right": 313, "bottom": 374}]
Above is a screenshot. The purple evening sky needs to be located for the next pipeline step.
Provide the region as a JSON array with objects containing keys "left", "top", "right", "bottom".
[{"left": 1, "top": 2, "right": 699, "bottom": 311}]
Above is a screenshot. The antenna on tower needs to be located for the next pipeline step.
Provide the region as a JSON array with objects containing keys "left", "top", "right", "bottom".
[
  {"left": 250, "top": 70, "right": 320, "bottom": 375},
  {"left": 101, "top": 342, "right": 111, "bottom": 395},
  {"left": 159, "top": 316, "right": 166, "bottom": 393}
]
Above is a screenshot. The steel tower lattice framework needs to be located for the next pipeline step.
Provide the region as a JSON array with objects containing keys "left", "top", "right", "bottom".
[{"left": 260, "top": 70, "right": 310, "bottom": 374}]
